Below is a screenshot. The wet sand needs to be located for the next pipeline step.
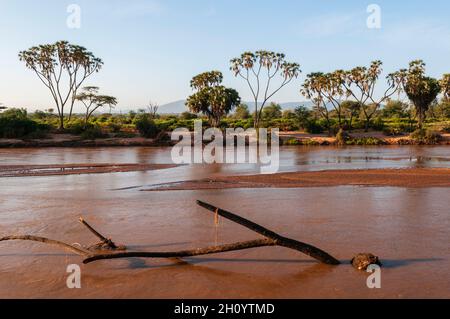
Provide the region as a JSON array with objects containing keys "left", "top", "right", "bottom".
[
  {"left": 0, "top": 163, "right": 178, "bottom": 177},
  {"left": 0, "top": 147, "right": 449, "bottom": 299},
  {"left": 142, "top": 168, "right": 450, "bottom": 191}
]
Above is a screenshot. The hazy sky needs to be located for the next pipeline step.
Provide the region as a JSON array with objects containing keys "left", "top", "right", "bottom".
[{"left": 1, "top": 0, "right": 450, "bottom": 112}]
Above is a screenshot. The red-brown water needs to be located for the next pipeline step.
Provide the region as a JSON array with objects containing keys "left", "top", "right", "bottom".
[{"left": 0, "top": 146, "right": 449, "bottom": 298}]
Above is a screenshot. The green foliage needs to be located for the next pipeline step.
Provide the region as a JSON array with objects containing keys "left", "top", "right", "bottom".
[
  {"left": 346, "top": 137, "right": 386, "bottom": 145},
  {"left": 80, "top": 125, "right": 105, "bottom": 140},
  {"left": 382, "top": 100, "right": 408, "bottom": 118},
  {"left": 134, "top": 114, "right": 160, "bottom": 138},
  {"left": 180, "top": 112, "right": 198, "bottom": 120},
  {"left": 0, "top": 108, "right": 46, "bottom": 138},
  {"left": 233, "top": 104, "right": 251, "bottom": 119},
  {"left": 410, "top": 128, "right": 443, "bottom": 144},
  {"left": 294, "top": 105, "right": 312, "bottom": 129},
  {"left": 262, "top": 103, "right": 282, "bottom": 120},
  {"left": 304, "top": 120, "right": 325, "bottom": 134},
  {"left": 186, "top": 71, "right": 241, "bottom": 126},
  {"left": 335, "top": 128, "right": 350, "bottom": 145},
  {"left": 284, "top": 138, "right": 301, "bottom": 145}
]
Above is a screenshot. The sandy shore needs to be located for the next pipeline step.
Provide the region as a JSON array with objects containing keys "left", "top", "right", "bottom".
[
  {"left": 0, "top": 163, "right": 179, "bottom": 177},
  {"left": 143, "top": 168, "right": 450, "bottom": 190}
]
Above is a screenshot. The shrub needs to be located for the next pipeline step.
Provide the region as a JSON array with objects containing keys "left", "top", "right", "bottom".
[
  {"left": 134, "top": 115, "right": 160, "bottom": 138},
  {"left": 180, "top": 112, "right": 198, "bottom": 120},
  {"left": 335, "top": 128, "right": 349, "bottom": 145},
  {"left": 301, "top": 139, "right": 320, "bottom": 146},
  {"left": 66, "top": 120, "right": 88, "bottom": 135},
  {"left": 80, "top": 125, "right": 105, "bottom": 140},
  {"left": 304, "top": 120, "right": 324, "bottom": 134},
  {"left": 284, "top": 138, "right": 301, "bottom": 145},
  {"left": 410, "top": 128, "right": 443, "bottom": 144},
  {"left": 0, "top": 108, "right": 42, "bottom": 138},
  {"left": 346, "top": 137, "right": 386, "bottom": 145}
]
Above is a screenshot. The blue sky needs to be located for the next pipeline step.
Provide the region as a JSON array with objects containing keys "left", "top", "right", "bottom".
[{"left": 1, "top": 0, "right": 450, "bottom": 112}]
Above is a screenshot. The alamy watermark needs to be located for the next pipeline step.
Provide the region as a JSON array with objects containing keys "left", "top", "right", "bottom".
[
  {"left": 366, "top": 264, "right": 381, "bottom": 289},
  {"left": 171, "top": 120, "right": 280, "bottom": 174},
  {"left": 66, "top": 264, "right": 81, "bottom": 289},
  {"left": 367, "top": 4, "right": 381, "bottom": 29},
  {"left": 67, "top": 4, "right": 81, "bottom": 29}
]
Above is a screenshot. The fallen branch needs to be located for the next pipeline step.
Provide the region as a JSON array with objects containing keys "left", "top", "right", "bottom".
[
  {"left": 82, "top": 201, "right": 340, "bottom": 265},
  {"left": 196, "top": 200, "right": 340, "bottom": 265},
  {"left": 0, "top": 235, "right": 90, "bottom": 256},
  {"left": 0, "top": 202, "right": 341, "bottom": 267},
  {"left": 83, "top": 239, "right": 275, "bottom": 264}
]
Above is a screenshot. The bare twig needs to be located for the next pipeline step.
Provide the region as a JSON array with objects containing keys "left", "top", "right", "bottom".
[{"left": 79, "top": 217, "right": 119, "bottom": 250}]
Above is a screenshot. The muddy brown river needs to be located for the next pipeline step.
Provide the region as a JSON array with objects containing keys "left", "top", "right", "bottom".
[{"left": 0, "top": 146, "right": 449, "bottom": 298}]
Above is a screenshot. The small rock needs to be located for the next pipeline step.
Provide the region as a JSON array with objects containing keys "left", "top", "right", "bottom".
[{"left": 351, "top": 253, "right": 382, "bottom": 270}]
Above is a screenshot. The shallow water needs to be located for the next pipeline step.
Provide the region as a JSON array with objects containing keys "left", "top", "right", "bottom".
[{"left": 0, "top": 146, "right": 449, "bottom": 298}]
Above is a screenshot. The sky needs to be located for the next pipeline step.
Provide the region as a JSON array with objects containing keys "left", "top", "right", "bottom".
[{"left": 0, "top": 0, "right": 450, "bottom": 112}]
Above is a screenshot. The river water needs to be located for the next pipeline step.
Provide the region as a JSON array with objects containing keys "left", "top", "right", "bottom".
[{"left": 0, "top": 146, "right": 449, "bottom": 298}]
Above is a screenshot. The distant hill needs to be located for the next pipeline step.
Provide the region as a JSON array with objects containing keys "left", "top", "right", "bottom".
[{"left": 158, "top": 100, "right": 313, "bottom": 114}]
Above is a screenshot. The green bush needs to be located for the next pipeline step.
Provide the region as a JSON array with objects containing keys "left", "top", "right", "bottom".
[
  {"left": 304, "top": 120, "right": 324, "bottom": 134},
  {"left": 284, "top": 138, "right": 301, "bottom": 145},
  {"left": 410, "top": 128, "right": 443, "bottom": 144},
  {"left": 301, "top": 139, "right": 320, "bottom": 146},
  {"left": 0, "top": 108, "right": 44, "bottom": 138},
  {"left": 80, "top": 126, "right": 105, "bottom": 140},
  {"left": 66, "top": 120, "right": 88, "bottom": 135},
  {"left": 134, "top": 115, "right": 160, "bottom": 138},
  {"left": 335, "top": 128, "right": 349, "bottom": 145},
  {"left": 346, "top": 137, "right": 386, "bottom": 145}
]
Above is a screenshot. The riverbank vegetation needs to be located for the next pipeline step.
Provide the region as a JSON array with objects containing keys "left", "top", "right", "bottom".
[{"left": 1, "top": 41, "right": 449, "bottom": 145}]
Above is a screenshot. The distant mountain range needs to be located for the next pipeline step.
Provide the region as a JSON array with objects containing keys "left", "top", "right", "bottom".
[{"left": 157, "top": 100, "right": 314, "bottom": 114}]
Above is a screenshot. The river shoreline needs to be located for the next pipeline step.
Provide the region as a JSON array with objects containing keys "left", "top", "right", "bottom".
[{"left": 1, "top": 131, "right": 450, "bottom": 148}]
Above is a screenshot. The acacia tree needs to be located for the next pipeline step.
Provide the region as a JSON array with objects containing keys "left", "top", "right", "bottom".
[
  {"left": 395, "top": 60, "right": 441, "bottom": 129},
  {"left": 19, "top": 41, "right": 103, "bottom": 129},
  {"left": 343, "top": 61, "right": 402, "bottom": 131},
  {"left": 186, "top": 71, "right": 240, "bottom": 127},
  {"left": 230, "top": 51, "right": 300, "bottom": 128},
  {"left": 147, "top": 100, "right": 159, "bottom": 118},
  {"left": 75, "top": 86, "right": 117, "bottom": 127},
  {"left": 301, "top": 72, "right": 332, "bottom": 135},
  {"left": 320, "top": 70, "right": 349, "bottom": 127}
]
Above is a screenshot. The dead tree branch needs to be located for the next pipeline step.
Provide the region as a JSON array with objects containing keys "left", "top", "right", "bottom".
[
  {"left": 0, "top": 202, "right": 340, "bottom": 267},
  {"left": 83, "top": 239, "right": 275, "bottom": 264},
  {"left": 0, "top": 235, "right": 90, "bottom": 256},
  {"left": 196, "top": 201, "right": 340, "bottom": 265}
]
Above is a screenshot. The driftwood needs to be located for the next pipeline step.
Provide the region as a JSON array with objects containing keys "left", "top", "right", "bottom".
[
  {"left": 0, "top": 201, "right": 340, "bottom": 266},
  {"left": 0, "top": 218, "right": 125, "bottom": 255}
]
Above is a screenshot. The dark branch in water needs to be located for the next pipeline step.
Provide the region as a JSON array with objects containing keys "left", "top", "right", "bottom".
[
  {"left": 0, "top": 202, "right": 340, "bottom": 267},
  {"left": 83, "top": 239, "right": 275, "bottom": 263},
  {"left": 196, "top": 200, "right": 340, "bottom": 265},
  {"left": 0, "top": 235, "right": 90, "bottom": 256}
]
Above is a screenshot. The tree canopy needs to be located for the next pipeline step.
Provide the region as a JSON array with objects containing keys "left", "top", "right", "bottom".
[
  {"left": 186, "top": 71, "right": 240, "bottom": 127},
  {"left": 19, "top": 41, "right": 103, "bottom": 129},
  {"left": 396, "top": 60, "right": 441, "bottom": 128},
  {"left": 230, "top": 50, "right": 300, "bottom": 128}
]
